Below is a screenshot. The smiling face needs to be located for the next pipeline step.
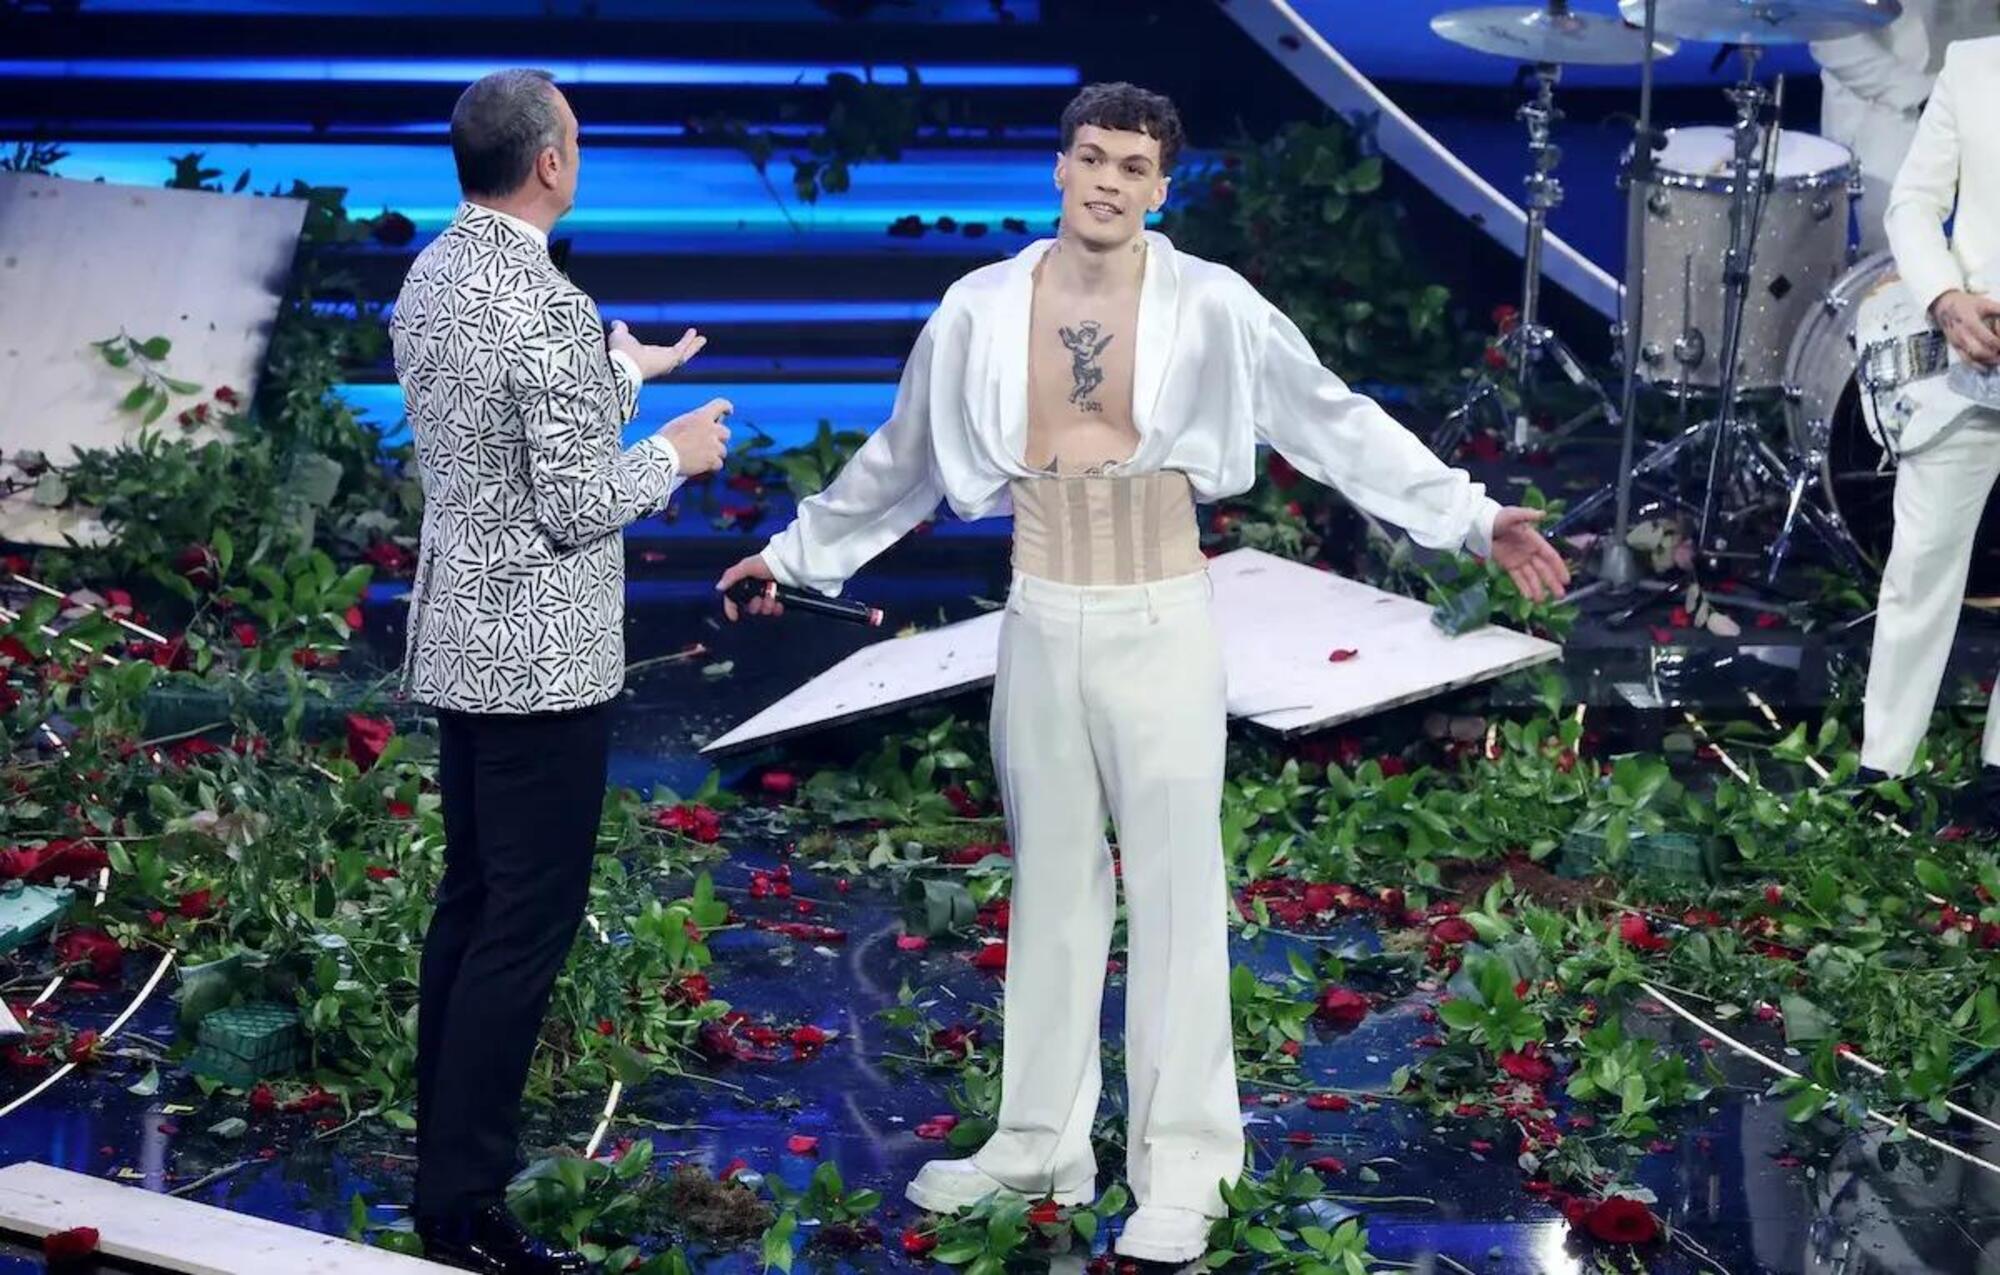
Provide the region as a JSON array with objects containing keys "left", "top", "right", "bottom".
[{"left": 1055, "top": 124, "right": 1171, "bottom": 251}]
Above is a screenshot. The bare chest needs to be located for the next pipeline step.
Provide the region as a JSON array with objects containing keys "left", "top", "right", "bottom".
[{"left": 1024, "top": 286, "right": 1142, "bottom": 471}]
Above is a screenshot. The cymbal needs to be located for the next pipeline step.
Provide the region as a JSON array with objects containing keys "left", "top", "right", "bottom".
[
  {"left": 1619, "top": 0, "right": 1902, "bottom": 45},
  {"left": 1432, "top": 5, "right": 1681, "bottom": 64}
]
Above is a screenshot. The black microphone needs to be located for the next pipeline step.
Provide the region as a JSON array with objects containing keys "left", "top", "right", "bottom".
[{"left": 727, "top": 578, "right": 883, "bottom": 627}]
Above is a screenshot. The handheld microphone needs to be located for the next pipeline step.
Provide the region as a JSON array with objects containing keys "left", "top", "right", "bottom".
[{"left": 727, "top": 578, "right": 883, "bottom": 627}]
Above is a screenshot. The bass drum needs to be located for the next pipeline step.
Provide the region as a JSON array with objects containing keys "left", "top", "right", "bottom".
[{"left": 1784, "top": 252, "right": 2000, "bottom": 594}]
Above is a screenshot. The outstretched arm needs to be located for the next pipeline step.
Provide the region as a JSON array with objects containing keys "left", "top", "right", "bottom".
[
  {"left": 1250, "top": 300, "right": 1568, "bottom": 601},
  {"left": 719, "top": 318, "right": 948, "bottom": 610}
]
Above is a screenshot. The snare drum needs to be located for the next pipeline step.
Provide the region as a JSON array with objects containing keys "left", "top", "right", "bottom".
[{"left": 1631, "top": 126, "right": 1856, "bottom": 394}]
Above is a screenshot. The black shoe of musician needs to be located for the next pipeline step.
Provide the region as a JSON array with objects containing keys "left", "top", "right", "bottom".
[
  {"left": 1974, "top": 766, "right": 2000, "bottom": 841},
  {"left": 1852, "top": 766, "right": 1895, "bottom": 821},
  {"left": 418, "top": 1204, "right": 590, "bottom": 1275}
]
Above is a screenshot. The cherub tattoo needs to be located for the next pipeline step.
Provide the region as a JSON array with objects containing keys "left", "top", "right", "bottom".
[{"left": 1060, "top": 321, "right": 1114, "bottom": 413}]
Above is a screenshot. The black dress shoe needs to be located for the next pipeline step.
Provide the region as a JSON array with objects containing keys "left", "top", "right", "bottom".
[
  {"left": 1974, "top": 766, "right": 2000, "bottom": 840},
  {"left": 417, "top": 1204, "right": 591, "bottom": 1275}
]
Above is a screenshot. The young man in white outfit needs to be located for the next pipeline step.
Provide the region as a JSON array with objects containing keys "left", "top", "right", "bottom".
[
  {"left": 717, "top": 84, "right": 1568, "bottom": 1264},
  {"left": 1857, "top": 36, "right": 2000, "bottom": 828}
]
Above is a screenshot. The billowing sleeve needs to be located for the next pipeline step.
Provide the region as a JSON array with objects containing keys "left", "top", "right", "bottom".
[
  {"left": 513, "top": 293, "right": 682, "bottom": 549},
  {"left": 759, "top": 318, "right": 947, "bottom": 596},
  {"left": 1251, "top": 300, "right": 1500, "bottom": 555},
  {"left": 1885, "top": 41, "right": 1966, "bottom": 314}
]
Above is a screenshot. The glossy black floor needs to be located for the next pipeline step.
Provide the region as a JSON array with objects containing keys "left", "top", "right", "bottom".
[{"left": 3, "top": 530, "right": 1999, "bottom": 1274}]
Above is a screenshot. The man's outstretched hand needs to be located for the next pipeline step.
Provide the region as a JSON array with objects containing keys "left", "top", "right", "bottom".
[
  {"left": 1490, "top": 507, "right": 1570, "bottom": 603},
  {"left": 608, "top": 320, "right": 706, "bottom": 379}
]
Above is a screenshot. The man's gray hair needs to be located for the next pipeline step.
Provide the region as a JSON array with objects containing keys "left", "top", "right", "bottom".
[{"left": 450, "top": 68, "right": 562, "bottom": 198}]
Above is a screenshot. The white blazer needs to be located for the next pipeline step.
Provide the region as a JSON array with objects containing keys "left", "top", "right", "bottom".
[
  {"left": 758, "top": 232, "right": 1500, "bottom": 596},
  {"left": 1886, "top": 34, "right": 2000, "bottom": 314}
]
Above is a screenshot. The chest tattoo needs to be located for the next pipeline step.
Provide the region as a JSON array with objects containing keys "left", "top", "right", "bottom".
[{"left": 1059, "top": 320, "right": 1115, "bottom": 413}]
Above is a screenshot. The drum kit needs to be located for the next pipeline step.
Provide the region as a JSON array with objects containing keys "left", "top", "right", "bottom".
[{"left": 1428, "top": 0, "right": 1952, "bottom": 594}]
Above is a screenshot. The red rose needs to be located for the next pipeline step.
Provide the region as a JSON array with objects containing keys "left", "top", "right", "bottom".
[
  {"left": 790, "top": 1025, "right": 831, "bottom": 1057},
  {"left": 249, "top": 1084, "right": 276, "bottom": 1116},
  {"left": 42, "top": 1228, "right": 98, "bottom": 1264},
  {"left": 1483, "top": 345, "right": 1509, "bottom": 371},
  {"left": 343, "top": 606, "right": 364, "bottom": 631},
  {"left": 915, "top": 1114, "right": 958, "bottom": 1140},
  {"left": 1266, "top": 453, "right": 1301, "bottom": 490},
  {"left": 53, "top": 929, "right": 123, "bottom": 980},
  {"left": 1430, "top": 917, "right": 1477, "bottom": 946},
  {"left": 1316, "top": 986, "right": 1369, "bottom": 1029},
  {"left": 1764, "top": 885, "right": 1783, "bottom": 906},
  {"left": 232, "top": 623, "right": 259, "bottom": 648},
  {"left": 972, "top": 942, "right": 1008, "bottom": 973},
  {"left": 215, "top": 385, "right": 240, "bottom": 406},
  {"left": 902, "top": 1229, "right": 937, "bottom": 1258},
  {"left": 345, "top": 714, "right": 394, "bottom": 770},
  {"left": 66, "top": 1029, "right": 101, "bottom": 1065},
  {"left": 146, "top": 910, "right": 166, "bottom": 927},
  {"left": 1307, "top": 1156, "right": 1345, "bottom": 1175},
  {"left": 786, "top": 1134, "right": 819, "bottom": 1156},
  {"left": 1582, "top": 1196, "right": 1660, "bottom": 1245},
  {"left": 1377, "top": 755, "right": 1408, "bottom": 777},
  {"left": 1027, "top": 1200, "right": 1062, "bottom": 1226},
  {"left": 1327, "top": 648, "right": 1359, "bottom": 663},
  {"left": 941, "top": 784, "right": 982, "bottom": 818},
  {"left": 0, "top": 839, "right": 109, "bottom": 884},
  {"left": 595, "top": 1019, "right": 615, "bottom": 1037},
  {"left": 1498, "top": 1045, "right": 1555, "bottom": 1084},
  {"left": 174, "top": 544, "right": 218, "bottom": 590},
  {"left": 896, "top": 935, "right": 929, "bottom": 952},
  {"left": 760, "top": 770, "right": 798, "bottom": 800},
  {"left": 177, "top": 889, "right": 215, "bottom": 920},
  {"left": 1306, "top": 1093, "right": 1350, "bottom": 1112},
  {"left": 1615, "top": 913, "right": 1670, "bottom": 953}
]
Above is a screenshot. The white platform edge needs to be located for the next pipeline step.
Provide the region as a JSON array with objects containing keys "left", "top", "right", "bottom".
[{"left": 0, "top": 1162, "right": 454, "bottom": 1274}]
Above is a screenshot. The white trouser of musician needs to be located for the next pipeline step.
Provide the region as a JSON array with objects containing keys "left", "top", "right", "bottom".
[
  {"left": 971, "top": 567, "right": 1244, "bottom": 1217},
  {"left": 1861, "top": 405, "right": 2000, "bottom": 777}
]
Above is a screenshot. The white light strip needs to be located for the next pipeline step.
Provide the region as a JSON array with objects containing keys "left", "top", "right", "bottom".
[
  {"left": 1835, "top": 1048, "right": 2000, "bottom": 1138},
  {"left": 0, "top": 952, "right": 174, "bottom": 1122},
  {"left": 9, "top": 574, "right": 171, "bottom": 645},
  {"left": 580, "top": 913, "right": 624, "bottom": 1159},
  {"left": 1642, "top": 980, "right": 2000, "bottom": 1179}
]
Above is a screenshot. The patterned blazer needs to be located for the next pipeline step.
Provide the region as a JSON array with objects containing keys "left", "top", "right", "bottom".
[{"left": 391, "top": 202, "right": 682, "bottom": 714}]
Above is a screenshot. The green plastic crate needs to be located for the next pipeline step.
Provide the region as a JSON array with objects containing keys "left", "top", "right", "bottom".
[
  {"left": 1557, "top": 817, "right": 1728, "bottom": 884},
  {"left": 188, "top": 1002, "right": 303, "bottom": 1086}
]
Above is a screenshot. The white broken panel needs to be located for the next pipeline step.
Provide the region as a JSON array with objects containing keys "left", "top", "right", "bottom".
[
  {"left": 0, "top": 173, "right": 306, "bottom": 546},
  {"left": 705, "top": 549, "right": 1561, "bottom": 754}
]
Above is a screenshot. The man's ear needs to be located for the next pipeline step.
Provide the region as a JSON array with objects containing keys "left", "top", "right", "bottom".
[
  {"left": 1053, "top": 151, "right": 1068, "bottom": 191},
  {"left": 1151, "top": 175, "right": 1172, "bottom": 212},
  {"left": 538, "top": 145, "right": 562, "bottom": 190}
]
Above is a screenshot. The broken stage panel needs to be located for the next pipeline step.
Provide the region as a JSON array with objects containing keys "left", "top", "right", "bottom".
[{"left": 703, "top": 548, "right": 1561, "bottom": 755}]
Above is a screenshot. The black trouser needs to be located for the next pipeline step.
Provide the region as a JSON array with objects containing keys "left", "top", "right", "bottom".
[{"left": 415, "top": 701, "right": 613, "bottom": 1223}]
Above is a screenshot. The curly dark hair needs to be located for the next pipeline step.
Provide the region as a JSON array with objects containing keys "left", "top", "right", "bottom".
[{"left": 1058, "top": 82, "right": 1185, "bottom": 173}]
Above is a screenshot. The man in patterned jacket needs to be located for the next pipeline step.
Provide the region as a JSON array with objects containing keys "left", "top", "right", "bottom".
[{"left": 391, "top": 68, "right": 731, "bottom": 1274}]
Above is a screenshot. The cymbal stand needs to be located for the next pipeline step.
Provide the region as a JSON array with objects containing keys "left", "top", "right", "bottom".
[{"left": 1435, "top": 57, "right": 1622, "bottom": 460}]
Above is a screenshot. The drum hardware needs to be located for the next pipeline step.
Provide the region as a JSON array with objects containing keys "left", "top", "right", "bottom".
[{"left": 1430, "top": 1, "right": 1676, "bottom": 463}]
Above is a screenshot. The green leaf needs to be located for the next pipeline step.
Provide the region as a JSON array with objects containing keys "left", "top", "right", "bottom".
[
  {"left": 208, "top": 1116, "right": 248, "bottom": 1139},
  {"left": 380, "top": 1108, "right": 416, "bottom": 1132},
  {"left": 120, "top": 383, "right": 154, "bottom": 413},
  {"left": 143, "top": 386, "right": 170, "bottom": 424},
  {"left": 1437, "top": 999, "right": 1484, "bottom": 1031},
  {"left": 1913, "top": 859, "right": 1952, "bottom": 898},
  {"left": 931, "top": 1241, "right": 985, "bottom": 1265},
  {"left": 1780, "top": 994, "right": 1835, "bottom": 1044},
  {"left": 127, "top": 1067, "right": 160, "bottom": 1097},
  {"left": 760, "top": 1211, "right": 797, "bottom": 1274},
  {"left": 1246, "top": 1227, "right": 1286, "bottom": 1255},
  {"left": 139, "top": 336, "right": 172, "bottom": 360}
]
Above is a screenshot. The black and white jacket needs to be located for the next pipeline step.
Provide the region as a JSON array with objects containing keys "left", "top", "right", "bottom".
[{"left": 391, "top": 202, "right": 681, "bottom": 714}]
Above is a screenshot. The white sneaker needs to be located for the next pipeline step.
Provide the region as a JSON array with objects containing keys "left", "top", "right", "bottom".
[
  {"left": 904, "top": 1158, "right": 1094, "bottom": 1214},
  {"left": 1113, "top": 1205, "right": 1214, "bottom": 1264}
]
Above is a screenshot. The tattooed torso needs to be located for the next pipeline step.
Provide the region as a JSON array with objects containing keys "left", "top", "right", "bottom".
[{"left": 1024, "top": 260, "right": 1142, "bottom": 474}]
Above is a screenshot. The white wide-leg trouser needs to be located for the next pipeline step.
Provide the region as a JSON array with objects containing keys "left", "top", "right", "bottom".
[
  {"left": 969, "top": 569, "right": 1245, "bottom": 1216},
  {"left": 1861, "top": 409, "right": 2000, "bottom": 777}
]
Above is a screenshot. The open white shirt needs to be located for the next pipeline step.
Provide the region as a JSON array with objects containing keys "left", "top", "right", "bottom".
[{"left": 760, "top": 231, "right": 1500, "bottom": 596}]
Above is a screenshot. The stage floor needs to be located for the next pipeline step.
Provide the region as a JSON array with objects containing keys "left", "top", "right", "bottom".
[{"left": 0, "top": 579, "right": 1995, "bottom": 1274}]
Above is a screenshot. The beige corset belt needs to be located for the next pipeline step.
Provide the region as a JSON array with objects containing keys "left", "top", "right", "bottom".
[{"left": 1008, "top": 469, "right": 1206, "bottom": 586}]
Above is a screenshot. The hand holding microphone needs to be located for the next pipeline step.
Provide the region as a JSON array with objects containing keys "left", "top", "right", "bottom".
[{"left": 716, "top": 553, "right": 881, "bottom": 626}]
